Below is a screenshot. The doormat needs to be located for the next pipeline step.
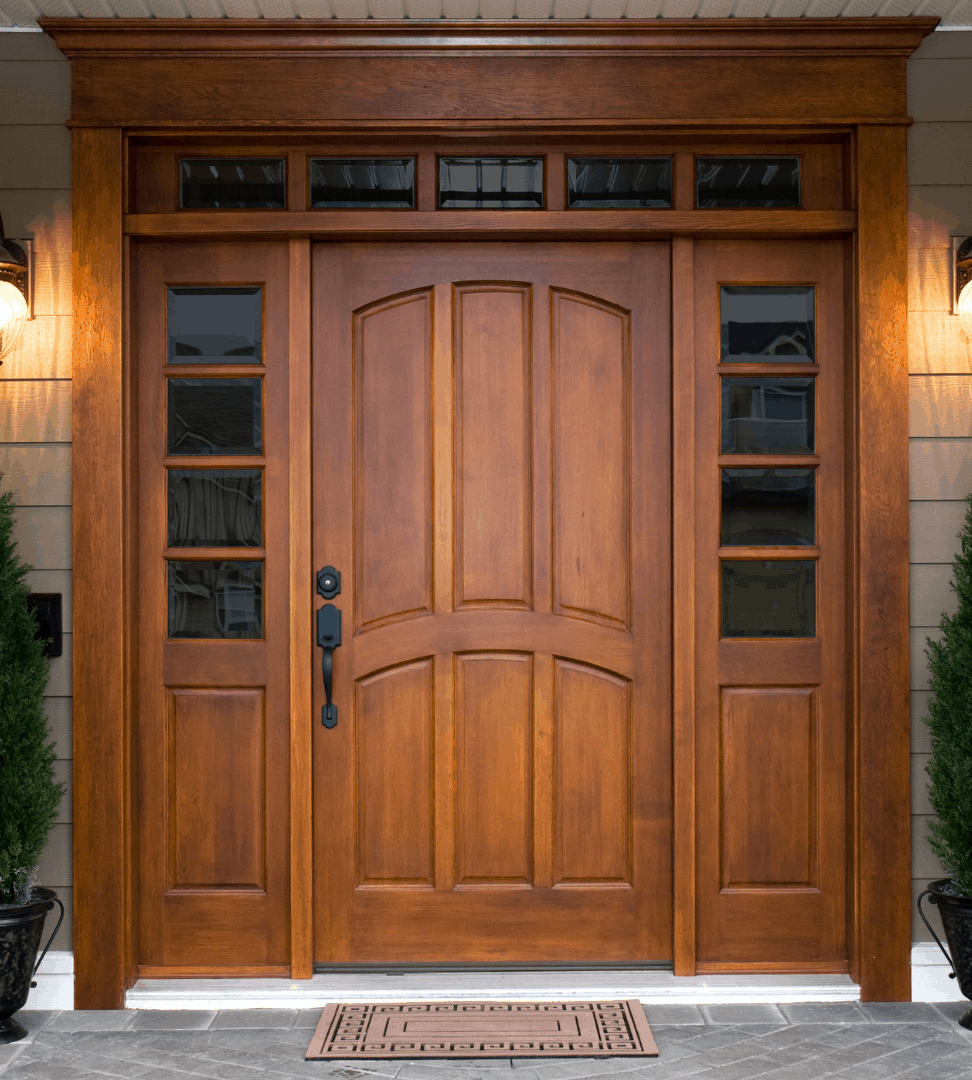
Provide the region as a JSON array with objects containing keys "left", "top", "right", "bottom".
[{"left": 305, "top": 1000, "right": 658, "bottom": 1059}]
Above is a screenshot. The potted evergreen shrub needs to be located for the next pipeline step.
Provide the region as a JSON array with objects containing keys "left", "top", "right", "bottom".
[
  {"left": 919, "top": 490, "right": 972, "bottom": 1031},
  {"left": 0, "top": 484, "right": 64, "bottom": 1043}
]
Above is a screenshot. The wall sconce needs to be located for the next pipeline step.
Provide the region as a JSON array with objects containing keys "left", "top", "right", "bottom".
[{"left": 0, "top": 212, "right": 32, "bottom": 363}]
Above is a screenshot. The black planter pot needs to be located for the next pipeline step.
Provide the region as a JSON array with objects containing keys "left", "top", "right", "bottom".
[
  {"left": 919, "top": 878, "right": 972, "bottom": 1030},
  {"left": 0, "top": 888, "right": 61, "bottom": 1044}
]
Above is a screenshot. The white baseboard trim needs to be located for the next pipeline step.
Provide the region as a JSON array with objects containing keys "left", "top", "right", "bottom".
[{"left": 31, "top": 946, "right": 965, "bottom": 1009}]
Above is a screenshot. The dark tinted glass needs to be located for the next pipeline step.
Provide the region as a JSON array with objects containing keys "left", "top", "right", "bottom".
[
  {"left": 721, "top": 286, "right": 814, "bottom": 363},
  {"left": 167, "top": 378, "right": 262, "bottom": 456},
  {"left": 167, "top": 287, "right": 262, "bottom": 364},
  {"left": 168, "top": 560, "right": 262, "bottom": 638},
  {"left": 722, "top": 560, "right": 815, "bottom": 638},
  {"left": 180, "top": 158, "right": 285, "bottom": 209},
  {"left": 721, "top": 377, "right": 814, "bottom": 455},
  {"left": 310, "top": 158, "right": 414, "bottom": 208},
  {"left": 721, "top": 469, "right": 815, "bottom": 547},
  {"left": 167, "top": 470, "right": 262, "bottom": 548},
  {"left": 439, "top": 157, "right": 543, "bottom": 209},
  {"left": 697, "top": 157, "right": 800, "bottom": 208},
  {"left": 567, "top": 158, "right": 672, "bottom": 208}
]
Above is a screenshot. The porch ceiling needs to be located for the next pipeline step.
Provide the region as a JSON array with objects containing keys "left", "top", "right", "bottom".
[{"left": 0, "top": 0, "right": 962, "bottom": 33}]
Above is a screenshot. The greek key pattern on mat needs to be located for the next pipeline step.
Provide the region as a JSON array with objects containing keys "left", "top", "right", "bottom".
[{"left": 306, "top": 1000, "right": 659, "bottom": 1059}]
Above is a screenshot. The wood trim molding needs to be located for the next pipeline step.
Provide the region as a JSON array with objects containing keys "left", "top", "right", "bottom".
[{"left": 72, "top": 127, "right": 128, "bottom": 1010}]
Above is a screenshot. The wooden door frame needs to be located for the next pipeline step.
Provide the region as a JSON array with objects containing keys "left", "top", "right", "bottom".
[{"left": 42, "top": 15, "right": 934, "bottom": 1007}]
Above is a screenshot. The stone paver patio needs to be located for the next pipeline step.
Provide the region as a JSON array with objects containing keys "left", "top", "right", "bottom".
[{"left": 1, "top": 1004, "right": 970, "bottom": 1080}]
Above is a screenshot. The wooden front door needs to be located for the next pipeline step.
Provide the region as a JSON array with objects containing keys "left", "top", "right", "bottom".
[{"left": 312, "top": 242, "right": 672, "bottom": 963}]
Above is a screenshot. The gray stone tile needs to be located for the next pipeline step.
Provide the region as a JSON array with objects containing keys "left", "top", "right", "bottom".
[
  {"left": 0, "top": 1044, "right": 27, "bottom": 1072},
  {"left": 14, "top": 1011, "right": 58, "bottom": 1042},
  {"left": 128, "top": 1010, "right": 216, "bottom": 1031},
  {"left": 640, "top": 1007, "right": 703, "bottom": 1027},
  {"left": 45, "top": 1011, "right": 136, "bottom": 1033},
  {"left": 209, "top": 1008, "right": 299, "bottom": 1029},
  {"left": 857, "top": 1001, "right": 944, "bottom": 1023},
  {"left": 294, "top": 1009, "right": 324, "bottom": 1029},
  {"left": 778, "top": 1002, "right": 869, "bottom": 1024},
  {"left": 933, "top": 1001, "right": 972, "bottom": 1025},
  {"left": 699, "top": 1006, "right": 788, "bottom": 1026}
]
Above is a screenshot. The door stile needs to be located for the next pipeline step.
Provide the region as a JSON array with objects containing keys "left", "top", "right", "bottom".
[
  {"left": 289, "top": 238, "right": 313, "bottom": 979},
  {"left": 671, "top": 236, "right": 698, "bottom": 977}
]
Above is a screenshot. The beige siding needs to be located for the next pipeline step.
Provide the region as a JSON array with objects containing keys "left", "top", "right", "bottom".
[
  {"left": 907, "top": 28, "right": 972, "bottom": 943},
  {"left": 0, "top": 29, "right": 72, "bottom": 950}
]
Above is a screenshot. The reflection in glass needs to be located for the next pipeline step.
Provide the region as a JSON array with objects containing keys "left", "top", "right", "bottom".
[
  {"left": 180, "top": 158, "right": 285, "bottom": 209},
  {"left": 721, "top": 469, "right": 815, "bottom": 546},
  {"left": 310, "top": 158, "right": 414, "bottom": 208},
  {"left": 722, "top": 560, "right": 815, "bottom": 638},
  {"left": 439, "top": 158, "right": 543, "bottom": 209},
  {"left": 721, "top": 377, "right": 814, "bottom": 455},
  {"left": 721, "top": 286, "right": 814, "bottom": 363},
  {"left": 697, "top": 157, "right": 800, "bottom": 208},
  {"left": 167, "top": 378, "right": 262, "bottom": 456},
  {"left": 167, "top": 470, "right": 262, "bottom": 548},
  {"left": 167, "top": 561, "right": 263, "bottom": 638},
  {"left": 167, "top": 287, "right": 262, "bottom": 364},
  {"left": 567, "top": 158, "right": 672, "bottom": 208}
]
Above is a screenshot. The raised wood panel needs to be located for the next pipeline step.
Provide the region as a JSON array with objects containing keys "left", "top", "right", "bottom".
[
  {"left": 910, "top": 499, "right": 968, "bottom": 562},
  {"left": 44, "top": 694, "right": 73, "bottom": 759},
  {"left": 720, "top": 687, "right": 815, "bottom": 889},
  {"left": 162, "top": 892, "right": 271, "bottom": 966},
  {"left": 36, "top": 823, "right": 72, "bottom": 886},
  {"left": 0, "top": 317, "right": 73, "bottom": 380},
  {"left": 356, "top": 659, "right": 434, "bottom": 886},
  {"left": 0, "top": 61, "right": 70, "bottom": 124},
  {"left": 910, "top": 439, "right": 972, "bottom": 500},
  {"left": 168, "top": 688, "right": 266, "bottom": 891},
  {"left": 455, "top": 652, "right": 532, "bottom": 885},
  {"left": 0, "top": 381, "right": 72, "bottom": 442},
  {"left": 552, "top": 288, "right": 629, "bottom": 629},
  {"left": 354, "top": 290, "right": 433, "bottom": 631},
  {"left": 907, "top": 248, "right": 949, "bottom": 313},
  {"left": 553, "top": 659, "right": 630, "bottom": 885},
  {"left": 0, "top": 445, "right": 70, "bottom": 505},
  {"left": 910, "top": 563, "right": 957, "bottom": 627},
  {"left": 911, "top": 625, "right": 941, "bottom": 692},
  {"left": 910, "top": 375, "right": 972, "bottom": 436},
  {"left": 0, "top": 125, "right": 71, "bottom": 189},
  {"left": 54, "top": 759, "right": 72, "bottom": 824},
  {"left": 907, "top": 123, "right": 972, "bottom": 186},
  {"left": 11, "top": 505, "right": 70, "bottom": 569},
  {"left": 455, "top": 284, "right": 532, "bottom": 610}
]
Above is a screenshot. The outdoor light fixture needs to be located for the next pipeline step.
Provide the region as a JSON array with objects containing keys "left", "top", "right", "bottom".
[{"left": 0, "top": 212, "right": 31, "bottom": 363}]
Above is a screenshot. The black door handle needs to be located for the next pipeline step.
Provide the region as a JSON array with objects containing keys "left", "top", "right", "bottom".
[{"left": 317, "top": 602, "right": 342, "bottom": 728}]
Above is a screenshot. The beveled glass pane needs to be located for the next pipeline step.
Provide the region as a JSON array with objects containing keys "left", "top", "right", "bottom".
[
  {"left": 567, "top": 158, "right": 672, "bottom": 208},
  {"left": 721, "top": 469, "right": 815, "bottom": 546},
  {"left": 722, "top": 560, "right": 815, "bottom": 638},
  {"left": 721, "top": 377, "right": 814, "bottom": 455},
  {"left": 181, "top": 158, "right": 285, "bottom": 209},
  {"left": 721, "top": 286, "right": 814, "bottom": 363},
  {"left": 167, "top": 287, "right": 262, "bottom": 364},
  {"left": 167, "top": 470, "right": 262, "bottom": 548},
  {"left": 167, "top": 560, "right": 262, "bottom": 639},
  {"left": 697, "top": 157, "right": 800, "bottom": 208},
  {"left": 439, "top": 157, "right": 543, "bottom": 209},
  {"left": 310, "top": 158, "right": 414, "bottom": 208},
  {"left": 167, "top": 378, "right": 262, "bottom": 456}
]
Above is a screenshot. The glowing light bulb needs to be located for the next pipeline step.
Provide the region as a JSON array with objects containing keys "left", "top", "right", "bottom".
[
  {"left": 0, "top": 279, "right": 28, "bottom": 361},
  {"left": 958, "top": 279, "right": 972, "bottom": 344}
]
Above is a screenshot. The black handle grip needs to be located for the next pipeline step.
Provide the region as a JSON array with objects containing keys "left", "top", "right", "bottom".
[{"left": 317, "top": 602, "right": 341, "bottom": 728}]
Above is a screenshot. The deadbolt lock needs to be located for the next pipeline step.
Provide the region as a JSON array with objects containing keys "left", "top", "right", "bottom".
[{"left": 317, "top": 565, "right": 341, "bottom": 600}]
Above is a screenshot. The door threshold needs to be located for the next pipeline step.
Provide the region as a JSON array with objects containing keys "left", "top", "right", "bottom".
[{"left": 126, "top": 970, "right": 860, "bottom": 1009}]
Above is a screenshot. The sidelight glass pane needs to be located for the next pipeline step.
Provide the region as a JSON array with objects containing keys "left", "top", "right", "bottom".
[
  {"left": 721, "top": 377, "right": 814, "bottom": 455},
  {"left": 167, "top": 378, "right": 262, "bottom": 456},
  {"left": 567, "top": 157, "right": 672, "bottom": 208},
  {"left": 697, "top": 157, "right": 800, "bottom": 208},
  {"left": 180, "top": 158, "right": 285, "bottom": 209},
  {"left": 167, "top": 560, "right": 262, "bottom": 638},
  {"left": 720, "top": 286, "right": 814, "bottom": 364},
  {"left": 167, "top": 470, "right": 263, "bottom": 548},
  {"left": 167, "top": 287, "right": 262, "bottom": 364},
  {"left": 721, "top": 468, "right": 815, "bottom": 547},
  {"left": 439, "top": 157, "right": 543, "bottom": 209},
  {"left": 721, "top": 560, "right": 815, "bottom": 638},
  {"left": 310, "top": 158, "right": 414, "bottom": 208}
]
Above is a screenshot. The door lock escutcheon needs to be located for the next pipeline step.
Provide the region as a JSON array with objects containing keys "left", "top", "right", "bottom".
[{"left": 317, "top": 565, "right": 341, "bottom": 600}]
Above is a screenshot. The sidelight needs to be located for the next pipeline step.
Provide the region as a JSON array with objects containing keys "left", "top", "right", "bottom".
[
  {"left": 720, "top": 468, "right": 815, "bottom": 547},
  {"left": 721, "top": 376, "right": 814, "bottom": 455},
  {"left": 720, "top": 286, "right": 814, "bottom": 363},
  {"left": 167, "top": 469, "right": 262, "bottom": 548},
  {"left": 167, "top": 560, "right": 263, "bottom": 639},
  {"left": 166, "top": 287, "right": 262, "bottom": 364},
  {"left": 721, "top": 560, "right": 815, "bottom": 638},
  {"left": 167, "top": 378, "right": 263, "bottom": 456}
]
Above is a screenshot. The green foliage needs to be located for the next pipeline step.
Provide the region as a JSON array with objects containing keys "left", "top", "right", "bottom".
[
  {"left": 925, "top": 492, "right": 972, "bottom": 898},
  {"left": 0, "top": 486, "right": 62, "bottom": 905}
]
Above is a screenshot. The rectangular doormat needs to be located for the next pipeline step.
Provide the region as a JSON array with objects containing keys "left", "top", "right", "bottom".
[{"left": 306, "top": 1000, "right": 658, "bottom": 1059}]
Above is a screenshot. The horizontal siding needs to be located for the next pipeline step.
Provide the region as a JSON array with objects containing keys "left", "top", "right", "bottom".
[
  {"left": 910, "top": 563, "right": 956, "bottom": 627},
  {"left": 0, "top": 189, "right": 71, "bottom": 239},
  {"left": 36, "top": 823, "right": 71, "bottom": 887},
  {"left": 44, "top": 695, "right": 72, "bottom": 760},
  {"left": 909, "top": 122, "right": 972, "bottom": 185},
  {"left": 0, "top": 61, "right": 70, "bottom": 124},
  {"left": 910, "top": 626, "right": 942, "bottom": 692},
  {"left": 908, "top": 310, "right": 972, "bottom": 374},
  {"left": 45, "top": 633, "right": 72, "bottom": 697},
  {"left": 911, "top": 59, "right": 972, "bottom": 121},
  {"left": 910, "top": 500, "right": 968, "bottom": 562},
  {"left": 0, "top": 124, "right": 70, "bottom": 188},
  {"left": 908, "top": 247, "right": 951, "bottom": 311},
  {"left": 0, "top": 444, "right": 71, "bottom": 505},
  {"left": 0, "top": 380, "right": 71, "bottom": 441},
  {"left": 910, "top": 439, "right": 972, "bottom": 500},
  {"left": 0, "top": 317, "right": 74, "bottom": 380},
  {"left": 912, "top": 691, "right": 933, "bottom": 754},
  {"left": 11, "top": 505, "right": 70, "bottom": 569},
  {"left": 25, "top": 568, "right": 72, "bottom": 627},
  {"left": 0, "top": 35, "right": 66, "bottom": 62},
  {"left": 54, "top": 759, "right": 71, "bottom": 824},
  {"left": 910, "top": 375, "right": 972, "bottom": 435}
]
